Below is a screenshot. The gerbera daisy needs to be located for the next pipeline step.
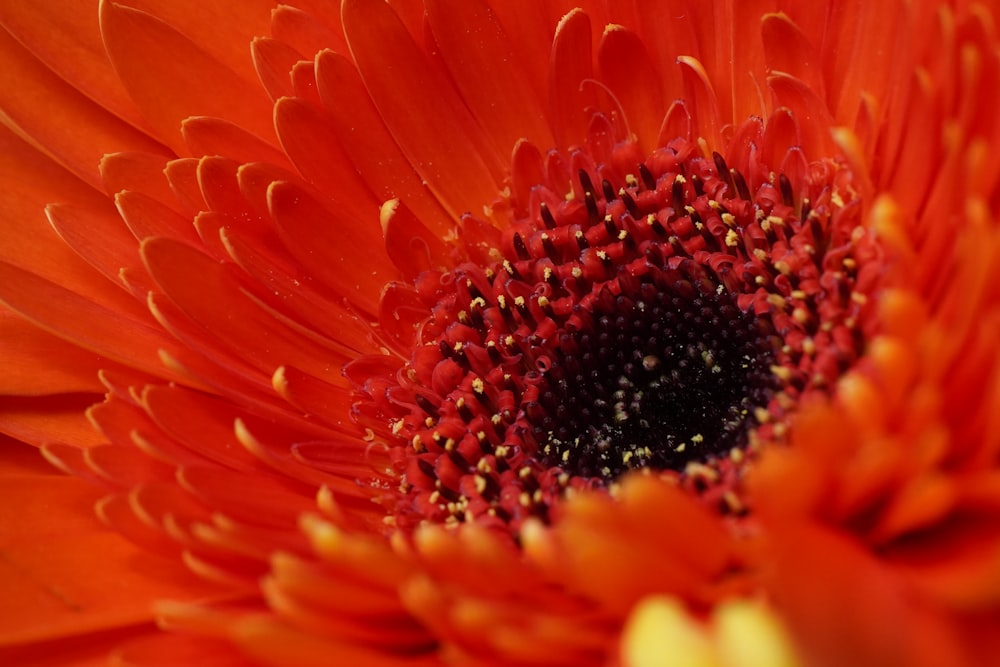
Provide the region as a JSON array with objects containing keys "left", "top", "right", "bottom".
[{"left": 1, "top": 1, "right": 999, "bottom": 665}]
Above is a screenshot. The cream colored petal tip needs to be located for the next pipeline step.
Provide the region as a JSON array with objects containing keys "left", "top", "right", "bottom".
[{"left": 621, "top": 596, "right": 802, "bottom": 667}]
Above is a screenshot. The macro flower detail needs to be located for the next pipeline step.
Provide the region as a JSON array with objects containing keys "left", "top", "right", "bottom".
[
  {"left": 1, "top": 1, "right": 1000, "bottom": 667},
  {"left": 361, "top": 133, "right": 878, "bottom": 531}
]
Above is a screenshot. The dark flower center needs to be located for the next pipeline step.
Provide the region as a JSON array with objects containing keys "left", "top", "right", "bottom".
[
  {"left": 355, "top": 130, "right": 878, "bottom": 532},
  {"left": 533, "top": 274, "right": 778, "bottom": 479}
]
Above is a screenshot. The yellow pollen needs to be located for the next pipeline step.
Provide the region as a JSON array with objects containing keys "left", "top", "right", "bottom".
[
  {"left": 721, "top": 212, "right": 736, "bottom": 227},
  {"left": 770, "top": 365, "right": 793, "bottom": 382},
  {"left": 725, "top": 229, "right": 739, "bottom": 247}
]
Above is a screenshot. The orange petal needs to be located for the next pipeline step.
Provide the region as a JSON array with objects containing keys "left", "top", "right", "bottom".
[
  {"left": 425, "top": 0, "right": 554, "bottom": 154},
  {"left": 182, "top": 117, "right": 289, "bottom": 168},
  {"left": 0, "top": 440, "right": 221, "bottom": 647},
  {"left": 270, "top": 4, "right": 347, "bottom": 60},
  {"left": 0, "top": 26, "right": 167, "bottom": 189},
  {"left": 341, "top": 0, "right": 504, "bottom": 219},
  {"left": 597, "top": 24, "right": 664, "bottom": 151},
  {"left": 266, "top": 181, "right": 398, "bottom": 314},
  {"left": 250, "top": 36, "right": 302, "bottom": 102},
  {"left": 0, "top": 310, "right": 108, "bottom": 396},
  {"left": 143, "top": 238, "right": 354, "bottom": 376},
  {"left": 0, "top": 0, "right": 148, "bottom": 131},
  {"left": 313, "top": 50, "right": 452, "bottom": 236},
  {"left": 548, "top": 9, "right": 597, "bottom": 149},
  {"left": 0, "top": 395, "right": 105, "bottom": 448},
  {"left": 99, "top": 1, "right": 274, "bottom": 152}
]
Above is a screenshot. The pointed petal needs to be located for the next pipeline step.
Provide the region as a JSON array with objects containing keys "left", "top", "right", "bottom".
[
  {"left": 0, "top": 310, "right": 108, "bottom": 396},
  {"left": 425, "top": 0, "right": 553, "bottom": 153},
  {"left": 342, "top": 0, "right": 504, "bottom": 219},
  {"left": 251, "top": 36, "right": 302, "bottom": 102},
  {"left": 598, "top": 24, "right": 664, "bottom": 151},
  {"left": 313, "top": 50, "right": 452, "bottom": 236},
  {"left": 182, "top": 117, "right": 289, "bottom": 168},
  {"left": 0, "top": 441, "right": 221, "bottom": 647},
  {"left": 267, "top": 181, "right": 399, "bottom": 314},
  {"left": 99, "top": 1, "right": 274, "bottom": 152},
  {"left": 0, "top": 27, "right": 167, "bottom": 189}
]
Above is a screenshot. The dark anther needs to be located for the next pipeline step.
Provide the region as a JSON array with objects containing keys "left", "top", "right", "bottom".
[
  {"left": 542, "top": 235, "right": 559, "bottom": 262},
  {"left": 578, "top": 169, "right": 596, "bottom": 197},
  {"left": 800, "top": 198, "right": 812, "bottom": 221},
  {"left": 575, "top": 230, "right": 590, "bottom": 251},
  {"left": 691, "top": 173, "right": 705, "bottom": 197},
  {"left": 621, "top": 190, "right": 640, "bottom": 217},
  {"left": 602, "top": 179, "right": 616, "bottom": 202},
  {"left": 779, "top": 174, "right": 794, "bottom": 207},
  {"left": 648, "top": 215, "right": 668, "bottom": 236},
  {"left": 604, "top": 216, "right": 618, "bottom": 238},
  {"left": 417, "top": 457, "right": 437, "bottom": 480},
  {"left": 584, "top": 190, "right": 600, "bottom": 223},
  {"left": 671, "top": 178, "right": 686, "bottom": 213},
  {"left": 456, "top": 399, "right": 475, "bottom": 422},
  {"left": 415, "top": 393, "right": 438, "bottom": 416},
  {"left": 713, "top": 152, "right": 737, "bottom": 197},
  {"left": 439, "top": 339, "right": 453, "bottom": 359},
  {"left": 540, "top": 202, "right": 557, "bottom": 229},
  {"left": 638, "top": 163, "right": 656, "bottom": 190},
  {"left": 465, "top": 279, "right": 485, "bottom": 302},
  {"left": 486, "top": 342, "right": 502, "bottom": 364},
  {"left": 732, "top": 169, "right": 751, "bottom": 201},
  {"left": 809, "top": 216, "right": 826, "bottom": 255},
  {"left": 513, "top": 232, "right": 531, "bottom": 260}
]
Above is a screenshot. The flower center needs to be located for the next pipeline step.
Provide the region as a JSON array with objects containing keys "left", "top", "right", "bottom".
[
  {"left": 356, "top": 129, "right": 879, "bottom": 532},
  {"left": 533, "top": 273, "right": 778, "bottom": 479}
]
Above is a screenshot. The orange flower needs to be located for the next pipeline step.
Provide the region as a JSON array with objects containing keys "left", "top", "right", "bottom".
[{"left": 1, "top": 1, "right": 998, "bottom": 665}]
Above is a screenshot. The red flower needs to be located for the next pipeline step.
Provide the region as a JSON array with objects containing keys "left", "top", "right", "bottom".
[{"left": 1, "top": 1, "right": 998, "bottom": 665}]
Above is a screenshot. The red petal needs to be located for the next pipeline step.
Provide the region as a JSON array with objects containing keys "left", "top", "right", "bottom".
[
  {"left": 761, "top": 13, "right": 827, "bottom": 105},
  {"left": 272, "top": 96, "right": 379, "bottom": 219}
]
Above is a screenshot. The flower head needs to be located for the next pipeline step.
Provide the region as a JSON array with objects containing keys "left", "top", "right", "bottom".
[{"left": 1, "top": 1, "right": 999, "bottom": 666}]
